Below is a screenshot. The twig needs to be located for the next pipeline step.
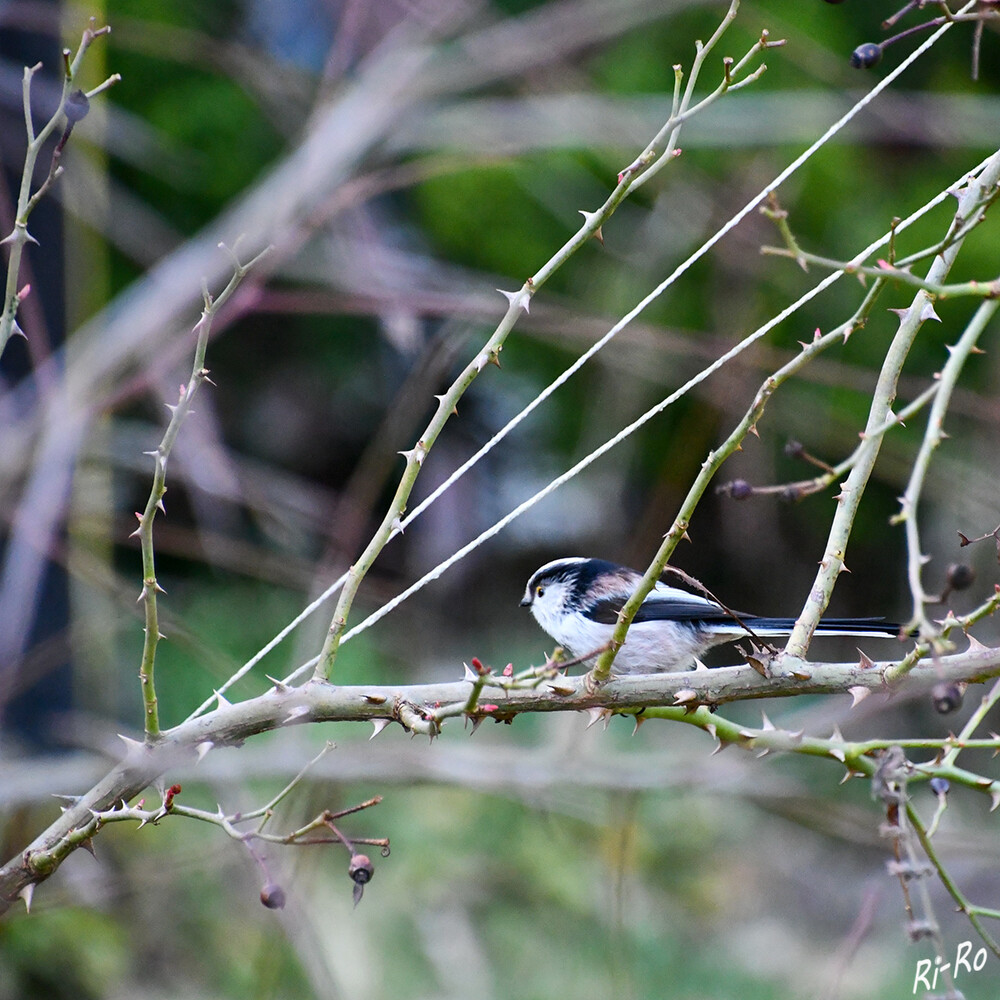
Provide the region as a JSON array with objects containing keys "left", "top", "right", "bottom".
[
  {"left": 894, "top": 296, "right": 1000, "bottom": 643},
  {"left": 132, "top": 243, "right": 272, "bottom": 740},
  {"left": 0, "top": 21, "right": 119, "bottom": 358},
  {"left": 785, "top": 148, "right": 1000, "bottom": 659},
  {"left": 308, "top": 0, "right": 776, "bottom": 684}
]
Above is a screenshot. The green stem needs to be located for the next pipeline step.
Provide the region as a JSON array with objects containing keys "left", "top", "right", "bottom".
[{"left": 136, "top": 245, "right": 271, "bottom": 740}]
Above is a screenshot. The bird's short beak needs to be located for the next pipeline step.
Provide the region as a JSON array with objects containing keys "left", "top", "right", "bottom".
[{"left": 519, "top": 596, "right": 531, "bottom": 607}]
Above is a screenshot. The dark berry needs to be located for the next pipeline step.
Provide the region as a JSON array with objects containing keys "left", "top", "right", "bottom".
[
  {"left": 850, "top": 43, "right": 883, "bottom": 69},
  {"left": 64, "top": 89, "right": 90, "bottom": 124},
  {"left": 929, "top": 777, "right": 950, "bottom": 796},
  {"left": 260, "top": 883, "right": 286, "bottom": 909},
  {"left": 931, "top": 682, "right": 963, "bottom": 714}
]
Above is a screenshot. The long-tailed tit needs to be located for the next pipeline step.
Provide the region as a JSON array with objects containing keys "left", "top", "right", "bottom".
[{"left": 521, "top": 557, "right": 899, "bottom": 674}]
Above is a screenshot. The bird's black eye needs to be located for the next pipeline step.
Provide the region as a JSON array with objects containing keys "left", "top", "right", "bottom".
[{"left": 535, "top": 585, "right": 545, "bottom": 598}]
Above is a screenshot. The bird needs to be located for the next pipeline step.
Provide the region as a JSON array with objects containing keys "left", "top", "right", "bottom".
[{"left": 520, "top": 557, "right": 899, "bottom": 674}]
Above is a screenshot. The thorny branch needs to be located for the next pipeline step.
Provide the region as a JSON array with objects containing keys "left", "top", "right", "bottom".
[
  {"left": 310, "top": 0, "right": 780, "bottom": 685},
  {"left": 0, "top": 20, "right": 120, "bottom": 358},
  {"left": 5, "top": 635, "right": 1000, "bottom": 916}
]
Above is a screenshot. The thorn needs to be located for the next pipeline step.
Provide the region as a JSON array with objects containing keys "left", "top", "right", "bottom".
[
  {"left": 117, "top": 733, "right": 144, "bottom": 753},
  {"left": 692, "top": 658, "right": 709, "bottom": 672},
  {"left": 265, "top": 674, "right": 290, "bottom": 692},
  {"left": 920, "top": 301, "right": 941, "bottom": 323},
  {"left": 966, "top": 633, "right": 989, "bottom": 653},
  {"left": 759, "top": 711, "right": 775, "bottom": 731},
  {"left": 195, "top": 741, "right": 214, "bottom": 762},
  {"left": 857, "top": 649, "right": 875, "bottom": 670},
  {"left": 546, "top": 683, "right": 575, "bottom": 696},
  {"left": 284, "top": 705, "right": 310, "bottom": 723},
  {"left": 673, "top": 689, "right": 698, "bottom": 705},
  {"left": 992, "top": 788, "right": 1000, "bottom": 813},
  {"left": 704, "top": 723, "right": 717, "bottom": 742},
  {"left": 362, "top": 693, "right": 387, "bottom": 705},
  {"left": 632, "top": 714, "right": 645, "bottom": 735},
  {"left": 370, "top": 718, "right": 391, "bottom": 740},
  {"left": 578, "top": 209, "right": 605, "bottom": 244},
  {"left": 497, "top": 287, "right": 530, "bottom": 314},
  {"left": 79, "top": 837, "right": 97, "bottom": 858},
  {"left": 830, "top": 724, "right": 844, "bottom": 743},
  {"left": 829, "top": 746, "right": 846, "bottom": 763},
  {"left": 10, "top": 320, "right": 26, "bottom": 339},
  {"left": 214, "top": 690, "right": 231, "bottom": 709},
  {"left": 18, "top": 883, "right": 35, "bottom": 913},
  {"left": 848, "top": 686, "right": 871, "bottom": 707},
  {"left": 463, "top": 663, "right": 478, "bottom": 682},
  {"left": 584, "top": 707, "right": 610, "bottom": 729}
]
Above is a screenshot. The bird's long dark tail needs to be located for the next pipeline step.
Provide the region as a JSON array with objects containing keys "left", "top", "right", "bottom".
[{"left": 717, "top": 617, "right": 899, "bottom": 638}]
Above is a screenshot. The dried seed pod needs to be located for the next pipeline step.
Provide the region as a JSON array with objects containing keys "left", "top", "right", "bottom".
[
  {"left": 349, "top": 853, "right": 374, "bottom": 906},
  {"left": 348, "top": 854, "right": 374, "bottom": 885}
]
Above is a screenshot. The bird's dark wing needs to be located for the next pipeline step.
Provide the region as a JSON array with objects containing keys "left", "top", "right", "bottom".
[{"left": 586, "top": 591, "right": 735, "bottom": 626}]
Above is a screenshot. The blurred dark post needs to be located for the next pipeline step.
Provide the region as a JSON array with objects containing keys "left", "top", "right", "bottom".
[{"left": 0, "top": 0, "right": 71, "bottom": 747}]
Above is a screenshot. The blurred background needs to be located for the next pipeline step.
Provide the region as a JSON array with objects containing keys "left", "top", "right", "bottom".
[{"left": 1, "top": 0, "right": 1000, "bottom": 997}]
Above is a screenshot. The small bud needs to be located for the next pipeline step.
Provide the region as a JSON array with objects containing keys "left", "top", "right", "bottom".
[
  {"left": 945, "top": 563, "right": 975, "bottom": 591},
  {"left": 850, "top": 43, "right": 883, "bottom": 69},
  {"left": 784, "top": 439, "right": 804, "bottom": 458},
  {"left": 260, "top": 883, "right": 286, "bottom": 909},
  {"left": 931, "top": 682, "right": 963, "bottom": 714},
  {"left": 929, "top": 777, "right": 950, "bottom": 797}
]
